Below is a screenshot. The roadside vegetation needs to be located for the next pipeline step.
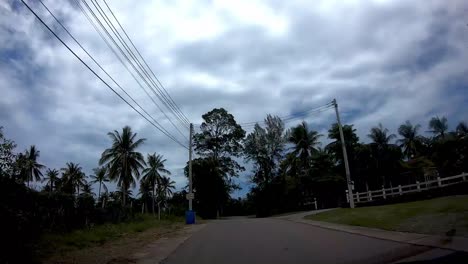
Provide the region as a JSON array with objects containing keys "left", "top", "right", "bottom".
[
  {"left": 0, "top": 125, "right": 182, "bottom": 263},
  {"left": 40, "top": 214, "right": 183, "bottom": 258},
  {"left": 1, "top": 108, "right": 467, "bottom": 262},
  {"left": 305, "top": 196, "right": 468, "bottom": 237}
]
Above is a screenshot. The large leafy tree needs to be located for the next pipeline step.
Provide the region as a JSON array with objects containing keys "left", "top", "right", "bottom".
[
  {"left": 192, "top": 108, "right": 245, "bottom": 217},
  {"left": 244, "top": 115, "right": 285, "bottom": 187},
  {"left": 142, "top": 153, "right": 171, "bottom": 215},
  {"left": 21, "top": 145, "right": 45, "bottom": 187},
  {"left": 194, "top": 108, "right": 245, "bottom": 160},
  {"left": 456, "top": 122, "right": 467, "bottom": 138},
  {"left": 43, "top": 168, "right": 60, "bottom": 194},
  {"left": 428, "top": 116, "right": 448, "bottom": 139},
  {"left": 100, "top": 126, "right": 146, "bottom": 206},
  {"left": 90, "top": 166, "right": 109, "bottom": 205},
  {"left": 0, "top": 127, "right": 17, "bottom": 178},
  {"left": 397, "top": 121, "right": 421, "bottom": 160},
  {"left": 61, "top": 162, "right": 86, "bottom": 195}
]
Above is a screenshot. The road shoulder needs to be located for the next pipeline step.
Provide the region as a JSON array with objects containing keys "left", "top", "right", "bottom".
[
  {"left": 135, "top": 223, "right": 207, "bottom": 264},
  {"left": 277, "top": 210, "right": 468, "bottom": 253}
]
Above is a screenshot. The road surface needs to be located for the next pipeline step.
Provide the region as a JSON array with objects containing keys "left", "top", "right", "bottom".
[{"left": 161, "top": 217, "right": 434, "bottom": 264}]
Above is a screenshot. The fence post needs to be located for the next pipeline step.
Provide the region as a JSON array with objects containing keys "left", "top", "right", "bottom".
[
  {"left": 382, "top": 185, "right": 386, "bottom": 199},
  {"left": 368, "top": 190, "right": 372, "bottom": 201},
  {"left": 398, "top": 185, "right": 402, "bottom": 195},
  {"left": 417, "top": 181, "right": 420, "bottom": 191},
  {"left": 314, "top": 198, "right": 317, "bottom": 210},
  {"left": 346, "top": 190, "right": 349, "bottom": 203},
  {"left": 357, "top": 192, "right": 360, "bottom": 203},
  {"left": 437, "top": 177, "right": 442, "bottom": 187}
]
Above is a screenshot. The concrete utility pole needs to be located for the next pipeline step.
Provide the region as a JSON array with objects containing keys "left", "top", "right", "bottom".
[
  {"left": 188, "top": 123, "right": 193, "bottom": 210},
  {"left": 333, "top": 99, "right": 355, "bottom": 208}
]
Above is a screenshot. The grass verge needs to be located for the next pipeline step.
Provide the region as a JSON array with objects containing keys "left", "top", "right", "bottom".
[
  {"left": 40, "top": 214, "right": 184, "bottom": 261},
  {"left": 305, "top": 195, "right": 468, "bottom": 237}
]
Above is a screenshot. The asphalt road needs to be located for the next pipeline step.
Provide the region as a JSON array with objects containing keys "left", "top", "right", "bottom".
[{"left": 162, "top": 217, "right": 433, "bottom": 264}]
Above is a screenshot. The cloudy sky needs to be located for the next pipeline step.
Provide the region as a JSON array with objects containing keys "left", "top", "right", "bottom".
[{"left": 1, "top": 0, "right": 467, "bottom": 197}]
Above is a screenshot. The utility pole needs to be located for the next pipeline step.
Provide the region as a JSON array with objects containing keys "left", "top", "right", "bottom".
[
  {"left": 188, "top": 123, "right": 193, "bottom": 211},
  {"left": 333, "top": 99, "right": 355, "bottom": 208}
]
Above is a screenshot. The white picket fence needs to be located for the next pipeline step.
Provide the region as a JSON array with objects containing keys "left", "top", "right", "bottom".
[{"left": 347, "top": 172, "right": 468, "bottom": 204}]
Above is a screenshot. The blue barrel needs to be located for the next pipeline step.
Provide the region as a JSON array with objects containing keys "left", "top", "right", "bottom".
[{"left": 185, "top": 210, "right": 196, "bottom": 224}]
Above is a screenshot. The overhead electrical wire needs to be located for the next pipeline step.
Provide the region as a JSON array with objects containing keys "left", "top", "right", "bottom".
[
  {"left": 20, "top": 0, "right": 188, "bottom": 149},
  {"left": 79, "top": 0, "right": 188, "bottom": 140},
  {"left": 88, "top": 0, "right": 189, "bottom": 130},
  {"left": 239, "top": 101, "right": 335, "bottom": 128},
  {"left": 102, "top": 0, "right": 190, "bottom": 126},
  {"left": 36, "top": 0, "right": 184, "bottom": 146}
]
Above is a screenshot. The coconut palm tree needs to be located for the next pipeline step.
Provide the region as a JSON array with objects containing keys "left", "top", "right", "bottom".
[
  {"left": 81, "top": 182, "right": 94, "bottom": 197},
  {"left": 287, "top": 121, "right": 321, "bottom": 174},
  {"left": 368, "top": 123, "right": 396, "bottom": 148},
  {"left": 100, "top": 126, "right": 146, "bottom": 206},
  {"left": 22, "top": 145, "right": 45, "bottom": 187},
  {"left": 139, "top": 178, "right": 153, "bottom": 213},
  {"left": 43, "top": 168, "right": 59, "bottom": 193},
  {"left": 90, "top": 166, "right": 109, "bottom": 205},
  {"left": 158, "top": 175, "right": 175, "bottom": 198},
  {"left": 141, "top": 153, "right": 171, "bottom": 215},
  {"left": 156, "top": 175, "right": 175, "bottom": 219},
  {"left": 397, "top": 121, "right": 421, "bottom": 159},
  {"left": 61, "top": 162, "right": 86, "bottom": 195},
  {"left": 428, "top": 116, "right": 448, "bottom": 139}
]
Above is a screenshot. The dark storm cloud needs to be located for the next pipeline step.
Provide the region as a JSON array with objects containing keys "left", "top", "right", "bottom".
[{"left": 1, "top": 0, "right": 468, "bottom": 197}]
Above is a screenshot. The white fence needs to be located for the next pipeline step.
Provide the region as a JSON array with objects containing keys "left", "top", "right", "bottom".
[{"left": 347, "top": 172, "right": 468, "bottom": 204}]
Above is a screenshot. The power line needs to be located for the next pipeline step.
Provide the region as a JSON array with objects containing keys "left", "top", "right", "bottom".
[
  {"left": 36, "top": 0, "right": 184, "bottom": 146},
  {"left": 239, "top": 101, "right": 334, "bottom": 128},
  {"left": 20, "top": 0, "right": 188, "bottom": 149},
  {"left": 81, "top": 0, "right": 187, "bottom": 139},
  {"left": 78, "top": 0, "right": 188, "bottom": 140},
  {"left": 102, "top": 0, "right": 191, "bottom": 126},
  {"left": 89, "top": 0, "right": 189, "bottom": 131}
]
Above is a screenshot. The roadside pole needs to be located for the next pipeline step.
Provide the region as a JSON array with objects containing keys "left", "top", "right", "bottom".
[
  {"left": 189, "top": 123, "right": 193, "bottom": 211},
  {"left": 185, "top": 123, "right": 195, "bottom": 224},
  {"left": 333, "top": 99, "right": 355, "bottom": 208}
]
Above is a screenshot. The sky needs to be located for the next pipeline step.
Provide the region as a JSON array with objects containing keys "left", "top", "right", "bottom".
[{"left": 1, "top": 0, "right": 467, "bottom": 198}]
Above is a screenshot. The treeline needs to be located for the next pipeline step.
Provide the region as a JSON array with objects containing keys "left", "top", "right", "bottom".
[
  {"left": 187, "top": 109, "right": 468, "bottom": 217},
  {"left": 0, "top": 126, "right": 178, "bottom": 263}
]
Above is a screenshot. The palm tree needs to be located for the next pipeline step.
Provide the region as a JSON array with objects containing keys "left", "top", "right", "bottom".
[
  {"left": 428, "top": 116, "right": 448, "bottom": 139},
  {"left": 22, "top": 145, "right": 45, "bottom": 187},
  {"left": 142, "top": 153, "right": 171, "bottom": 215},
  {"left": 156, "top": 175, "right": 175, "bottom": 219},
  {"left": 61, "top": 162, "right": 86, "bottom": 195},
  {"left": 90, "top": 166, "right": 109, "bottom": 206},
  {"left": 139, "top": 179, "right": 153, "bottom": 213},
  {"left": 368, "top": 124, "right": 397, "bottom": 186},
  {"left": 81, "top": 182, "right": 94, "bottom": 197},
  {"left": 100, "top": 126, "right": 146, "bottom": 206},
  {"left": 158, "top": 175, "right": 175, "bottom": 198},
  {"left": 456, "top": 122, "right": 467, "bottom": 138},
  {"left": 287, "top": 121, "right": 321, "bottom": 174},
  {"left": 43, "top": 168, "right": 59, "bottom": 193},
  {"left": 368, "top": 123, "right": 396, "bottom": 148},
  {"left": 397, "top": 121, "right": 421, "bottom": 159}
]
